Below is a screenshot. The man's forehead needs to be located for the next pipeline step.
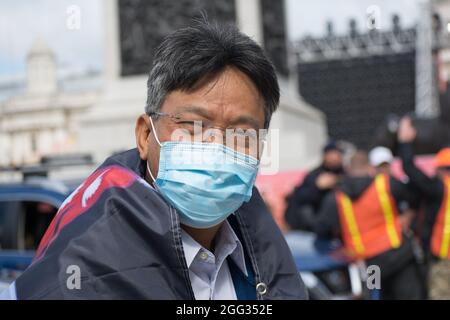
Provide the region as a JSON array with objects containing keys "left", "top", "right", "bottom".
[
  {"left": 184, "top": 68, "right": 262, "bottom": 102},
  {"left": 160, "top": 70, "right": 265, "bottom": 126}
]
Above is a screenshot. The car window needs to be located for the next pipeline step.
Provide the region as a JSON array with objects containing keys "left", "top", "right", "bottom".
[{"left": 0, "top": 201, "right": 57, "bottom": 250}]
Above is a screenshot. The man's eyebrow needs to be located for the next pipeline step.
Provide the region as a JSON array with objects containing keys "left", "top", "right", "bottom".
[
  {"left": 174, "top": 105, "right": 212, "bottom": 119},
  {"left": 229, "top": 115, "right": 262, "bottom": 130}
]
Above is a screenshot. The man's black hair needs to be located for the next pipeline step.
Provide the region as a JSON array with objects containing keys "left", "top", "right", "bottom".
[{"left": 145, "top": 18, "right": 280, "bottom": 129}]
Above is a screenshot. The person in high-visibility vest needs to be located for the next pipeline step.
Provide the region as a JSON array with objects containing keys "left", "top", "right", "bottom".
[
  {"left": 369, "top": 146, "right": 421, "bottom": 237},
  {"left": 314, "top": 150, "right": 426, "bottom": 300},
  {"left": 397, "top": 116, "right": 450, "bottom": 299}
]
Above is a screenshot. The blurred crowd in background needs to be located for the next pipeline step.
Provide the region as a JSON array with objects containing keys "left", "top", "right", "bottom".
[{"left": 283, "top": 116, "right": 450, "bottom": 299}]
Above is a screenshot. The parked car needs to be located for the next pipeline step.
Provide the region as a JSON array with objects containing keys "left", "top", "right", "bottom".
[
  {"left": 285, "top": 231, "right": 372, "bottom": 300},
  {"left": 0, "top": 177, "right": 82, "bottom": 289}
]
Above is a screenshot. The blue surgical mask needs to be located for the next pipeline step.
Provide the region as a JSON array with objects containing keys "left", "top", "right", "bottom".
[{"left": 147, "top": 116, "right": 259, "bottom": 229}]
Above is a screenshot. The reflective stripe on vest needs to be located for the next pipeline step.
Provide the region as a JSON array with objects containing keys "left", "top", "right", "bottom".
[
  {"left": 374, "top": 175, "right": 401, "bottom": 248},
  {"left": 337, "top": 193, "right": 365, "bottom": 256},
  {"left": 336, "top": 174, "right": 402, "bottom": 259},
  {"left": 431, "top": 176, "right": 450, "bottom": 259}
]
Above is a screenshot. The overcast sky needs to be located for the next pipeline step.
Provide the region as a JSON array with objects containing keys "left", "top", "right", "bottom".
[
  {"left": 0, "top": 0, "right": 103, "bottom": 80},
  {"left": 287, "top": 0, "right": 419, "bottom": 39},
  {"left": 0, "top": 0, "right": 421, "bottom": 81}
]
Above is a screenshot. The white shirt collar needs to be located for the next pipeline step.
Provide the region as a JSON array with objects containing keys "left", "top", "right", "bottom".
[{"left": 181, "top": 220, "right": 248, "bottom": 277}]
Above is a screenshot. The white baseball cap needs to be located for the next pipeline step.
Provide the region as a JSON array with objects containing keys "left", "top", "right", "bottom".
[{"left": 369, "top": 146, "right": 394, "bottom": 167}]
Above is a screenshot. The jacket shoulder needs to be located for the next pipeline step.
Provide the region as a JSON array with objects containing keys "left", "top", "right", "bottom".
[{"left": 99, "top": 149, "right": 145, "bottom": 178}]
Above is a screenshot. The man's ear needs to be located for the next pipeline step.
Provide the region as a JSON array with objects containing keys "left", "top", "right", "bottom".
[{"left": 135, "top": 114, "right": 151, "bottom": 160}]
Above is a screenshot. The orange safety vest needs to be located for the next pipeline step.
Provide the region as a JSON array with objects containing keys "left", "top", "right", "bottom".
[
  {"left": 336, "top": 174, "right": 402, "bottom": 259},
  {"left": 431, "top": 175, "right": 450, "bottom": 259}
]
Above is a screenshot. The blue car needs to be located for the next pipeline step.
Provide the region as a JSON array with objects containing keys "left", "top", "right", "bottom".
[
  {"left": 285, "top": 231, "right": 372, "bottom": 299},
  {"left": 0, "top": 177, "right": 80, "bottom": 290}
]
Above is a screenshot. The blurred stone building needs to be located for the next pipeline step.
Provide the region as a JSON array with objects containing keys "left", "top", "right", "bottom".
[{"left": 0, "top": 39, "right": 99, "bottom": 166}]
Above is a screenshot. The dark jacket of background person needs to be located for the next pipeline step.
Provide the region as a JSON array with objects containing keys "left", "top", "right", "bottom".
[
  {"left": 285, "top": 142, "right": 343, "bottom": 231},
  {"left": 313, "top": 175, "right": 426, "bottom": 299},
  {"left": 13, "top": 149, "right": 308, "bottom": 300},
  {"left": 398, "top": 142, "right": 445, "bottom": 253},
  {"left": 285, "top": 165, "right": 343, "bottom": 231}
]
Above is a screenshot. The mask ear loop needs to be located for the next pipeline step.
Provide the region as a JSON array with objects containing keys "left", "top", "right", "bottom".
[
  {"left": 147, "top": 115, "right": 162, "bottom": 182},
  {"left": 147, "top": 162, "right": 157, "bottom": 183},
  {"left": 149, "top": 115, "right": 162, "bottom": 147}
]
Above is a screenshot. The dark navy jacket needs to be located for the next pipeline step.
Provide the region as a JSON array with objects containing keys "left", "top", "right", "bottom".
[{"left": 14, "top": 149, "right": 307, "bottom": 299}]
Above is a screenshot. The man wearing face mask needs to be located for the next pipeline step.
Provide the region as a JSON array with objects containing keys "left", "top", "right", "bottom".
[{"left": 1, "top": 20, "right": 307, "bottom": 300}]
